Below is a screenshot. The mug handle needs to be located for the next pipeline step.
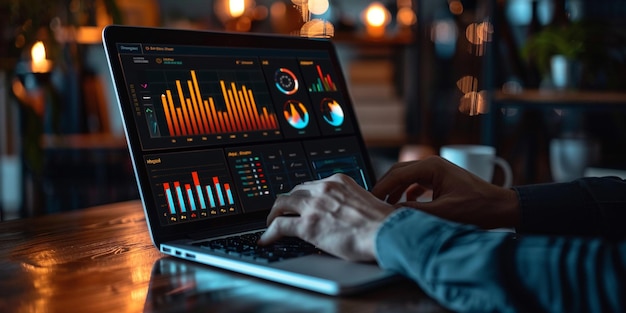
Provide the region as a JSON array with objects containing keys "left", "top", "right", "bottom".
[{"left": 494, "top": 157, "right": 513, "bottom": 188}]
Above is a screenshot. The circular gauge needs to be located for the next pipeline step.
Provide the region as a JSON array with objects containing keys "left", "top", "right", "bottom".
[
  {"left": 274, "top": 68, "right": 299, "bottom": 95},
  {"left": 283, "top": 100, "right": 309, "bottom": 129},
  {"left": 320, "top": 98, "right": 344, "bottom": 127}
]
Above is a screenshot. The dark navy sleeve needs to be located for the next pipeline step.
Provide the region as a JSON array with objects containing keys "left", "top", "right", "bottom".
[{"left": 513, "top": 177, "right": 626, "bottom": 239}]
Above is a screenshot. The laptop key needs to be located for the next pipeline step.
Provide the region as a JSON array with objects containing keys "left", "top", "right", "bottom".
[{"left": 195, "top": 232, "right": 320, "bottom": 263}]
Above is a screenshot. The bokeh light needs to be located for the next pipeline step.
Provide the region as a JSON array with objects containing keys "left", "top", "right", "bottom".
[
  {"left": 431, "top": 19, "right": 458, "bottom": 58},
  {"left": 456, "top": 76, "right": 478, "bottom": 94},
  {"left": 397, "top": 7, "right": 417, "bottom": 27},
  {"left": 465, "top": 21, "right": 493, "bottom": 56},
  {"left": 465, "top": 22, "right": 493, "bottom": 45},
  {"left": 300, "top": 19, "right": 334, "bottom": 38},
  {"left": 364, "top": 2, "right": 390, "bottom": 27},
  {"left": 449, "top": 0, "right": 464, "bottom": 15},
  {"left": 31, "top": 41, "right": 47, "bottom": 63},
  {"left": 308, "top": 0, "right": 329, "bottom": 15},
  {"left": 229, "top": 0, "right": 246, "bottom": 18},
  {"left": 459, "top": 91, "right": 488, "bottom": 116}
]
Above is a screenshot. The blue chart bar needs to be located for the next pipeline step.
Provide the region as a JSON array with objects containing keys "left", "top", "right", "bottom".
[
  {"left": 214, "top": 177, "right": 226, "bottom": 206},
  {"left": 192, "top": 171, "right": 207, "bottom": 210},
  {"left": 174, "top": 182, "right": 187, "bottom": 213},
  {"left": 163, "top": 183, "right": 177, "bottom": 214},
  {"left": 196, "top": 186, "right": 206, "bottom": 209},
  {"left": 226, "top": 187, "right": 235, "bottom": 205},
  {"left": 206, "top": 186, "right": 217, "bottom": 207},
  {"left": 162, "top": 171, "right": 234, "bottom": 218},
  {"left": 185, "top": 184, "right": 197, "bottom": 211}
]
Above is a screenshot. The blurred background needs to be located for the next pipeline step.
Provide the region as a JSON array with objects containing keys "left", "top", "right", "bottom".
[{"left": 1, "top": 0, "right": 626, "bottom": 220}]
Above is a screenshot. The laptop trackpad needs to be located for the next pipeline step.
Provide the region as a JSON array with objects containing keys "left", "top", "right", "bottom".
[{"left": 274, "top": 254, "right": 391, "bottom": 283}]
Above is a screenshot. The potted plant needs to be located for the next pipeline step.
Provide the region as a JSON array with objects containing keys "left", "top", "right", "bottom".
[{"left": 521, "top": 22, "right": 589, "bottom": 89}]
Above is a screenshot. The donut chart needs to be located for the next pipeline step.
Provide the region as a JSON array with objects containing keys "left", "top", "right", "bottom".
[
  {"left": 274, "top": 68, "right": 299, "bottom": 95},
  {"left": 320, "top": 98, "right": 344, "bottom": 127},
  {"left": 283, "top": 100, "right": 309, "bottom": 129}
]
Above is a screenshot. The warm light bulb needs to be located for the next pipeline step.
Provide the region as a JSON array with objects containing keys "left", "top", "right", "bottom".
[
  {"left": 229, "top": 0, "right": 246, "bottom": 18},
  {"left": 365, "top": 3, "right": 389, "bottom": 27},
  {"left": 31, "top": 41, "right": 46, "bottom": 63}
]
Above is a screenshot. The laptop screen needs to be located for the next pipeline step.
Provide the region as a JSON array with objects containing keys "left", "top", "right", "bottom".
[{"left": 107, "top": 28, "right": 375, "bottom": 229}]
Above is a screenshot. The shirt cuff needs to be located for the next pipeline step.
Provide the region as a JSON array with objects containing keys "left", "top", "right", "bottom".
[{"left": 374, "top": 208, "right": 466, "bottom": 274}]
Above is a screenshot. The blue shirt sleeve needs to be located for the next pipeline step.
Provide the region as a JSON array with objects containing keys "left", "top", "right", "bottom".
[{"left": 375, "top": 208, "right": 626, "bottom": 313}]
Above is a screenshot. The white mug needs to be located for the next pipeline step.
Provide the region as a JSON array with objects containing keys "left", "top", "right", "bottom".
[
  {"left": 549, "top": 138, "right": 599, "bottom": 182},
  {"left": 440, "top": 145, "right": 513, "bottom": 188}
]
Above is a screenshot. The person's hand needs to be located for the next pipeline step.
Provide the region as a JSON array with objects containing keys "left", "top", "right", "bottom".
[
  {"left": 372, "top": 156, "right": 520, "bottom": 229},
  {"left": 258, "top": 174, "right": 395, "bottom": 262}
]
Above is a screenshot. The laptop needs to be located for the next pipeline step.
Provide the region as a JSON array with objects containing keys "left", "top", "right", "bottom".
[{"left": 102, "top": 25, "right": 397, "bottom": 295}]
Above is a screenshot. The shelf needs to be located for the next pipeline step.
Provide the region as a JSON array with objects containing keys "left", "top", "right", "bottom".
[
  {"left": 494, "top": 90, "right": 626, "bottom": 107},
  {"left": 41, "top": 133, "right": 127, "bottom": 150},
  {"left": 485, "top": 89, "right": 626, "bottom": 184}
]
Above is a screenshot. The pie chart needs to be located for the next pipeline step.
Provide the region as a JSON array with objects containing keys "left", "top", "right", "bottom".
[
  {"left": 320, "top": 98, "right": 344, "bottom": 127},
  {"left": 283, "top": 100, "right": 309, "bottom": 129}
]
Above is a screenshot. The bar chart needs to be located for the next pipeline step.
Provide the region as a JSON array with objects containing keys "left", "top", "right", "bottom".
[
  {"left": 146, "top": 150, "right": 239, "bottom": 224},
  {"left": 161, "top": 172, "right": 235, "bottom": 215},
  {"left": 308, "top": 65, "right": 337, "bottom": 92},
  {"left": 157, "top": 70, "right": 279, "bottom": 137}
]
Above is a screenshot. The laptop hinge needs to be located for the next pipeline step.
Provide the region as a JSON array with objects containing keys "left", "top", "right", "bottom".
[{"left": 187, "top": 220, "right": 267, "bottom": 240}]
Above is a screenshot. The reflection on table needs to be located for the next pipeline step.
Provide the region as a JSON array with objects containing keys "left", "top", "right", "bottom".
[{"left": 0, "top": 200, "right": 450, "bottom": 313}]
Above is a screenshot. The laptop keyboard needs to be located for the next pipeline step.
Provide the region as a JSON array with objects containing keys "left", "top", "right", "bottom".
[{"left": 194, "top": 231, "right": 322, "bottom": 263}]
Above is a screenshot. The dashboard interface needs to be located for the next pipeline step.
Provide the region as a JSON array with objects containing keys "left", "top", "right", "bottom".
[{"left": 116, "top": 42, "right": 372, "bottom": 226}]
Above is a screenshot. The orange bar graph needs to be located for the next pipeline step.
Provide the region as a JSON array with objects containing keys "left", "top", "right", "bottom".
[
  {"left": 160, "top": 94, "right": 176, "bottom": 136},
  {"left": 160, "top": 70, "right": 278, "bottom": 137}
]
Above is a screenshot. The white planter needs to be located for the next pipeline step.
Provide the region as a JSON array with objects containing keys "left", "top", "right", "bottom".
[{"left": 550, "top": 54, "right": 582, "bottom": 89}]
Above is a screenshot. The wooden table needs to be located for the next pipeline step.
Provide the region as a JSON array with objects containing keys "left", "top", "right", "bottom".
[{"left": 0, "top": 201, "right": 450, "bottom": 313}]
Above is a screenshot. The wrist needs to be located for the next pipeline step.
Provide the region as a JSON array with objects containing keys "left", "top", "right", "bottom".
[
  {"left": 373, "top": 209, "right": 413, "bottom": 261},
  {"left": 499, "top": 188, "right": 521, "bottom": 228}
]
